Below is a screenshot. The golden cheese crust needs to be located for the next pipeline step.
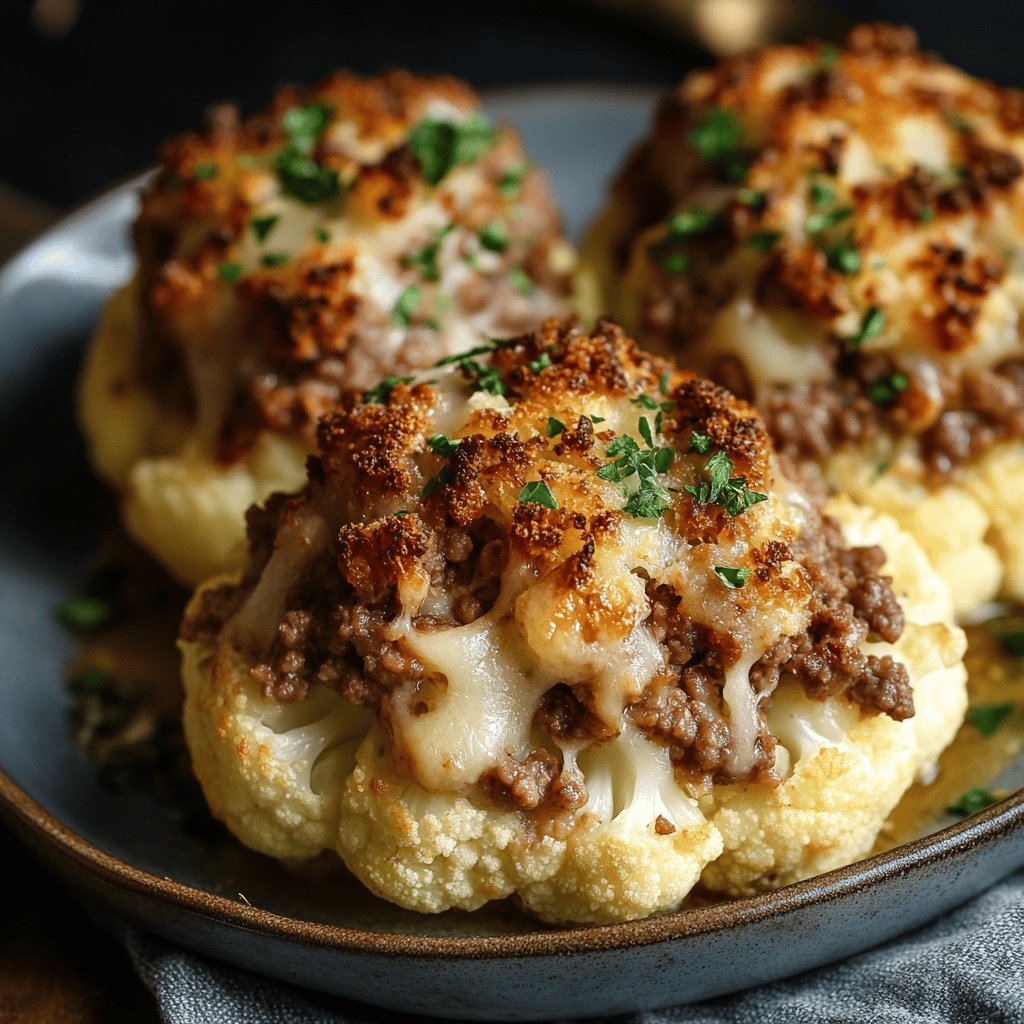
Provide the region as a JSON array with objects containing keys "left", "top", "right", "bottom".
[
  {"left": 587, "top": 23, "right": 1024, "bottom": 612},
  {"left": 79, "top": 69, "right": 576, "bottom": 583}
]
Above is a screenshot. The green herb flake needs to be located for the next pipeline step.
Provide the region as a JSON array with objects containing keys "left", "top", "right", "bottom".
[
  {"left": 364, "top": 375, "right": 416, "bottom": 404},
  {"left": 56, "top": 596, "right": 113, "bottom": 633},
  {"left": 499, "top": 162, "right": 531, "bottom": 199},
  {"left": 809, "top": 181, "right": 836, "bottom": 208},
  {"left": 943, "top": 109, "right": 974, "bottom": 134},
  {"left": 591, "top": 415, "right": 606, "bottom": 423},
  {"left": 664, "top": 252, "right": 691, "bottom": 274},
  {"left": 479, "top": 221, "right": 510, "bottom": 253},
  {"left": 747, "top": 230, "right": 781, "bottom": 251},
  {"left": 689, "top": 108, "right": 744, "bottom": 165},
  {"left": 968, "top": 703, "right": 1014, "bottom": 737},
  {"left": 818, "top": 43, "right": 840, "bottom": 68},
  {"left": 261, "top": 251, "right": 289, "bottom": 268},
  {"left": 806, "top": 205, "right": 855, "bottom": 236},
  {"left": 275, "top": 101, "right": 340, "bottom": 205},
  {"left": 315, "top": 226, "right": 331, "bottom": 243},
  {"left": 408, "top": 113, "right": 499, "bottom": 187},
  {"left": 218, "top": 261, "right": 244, "bottom": 283},
  {"left": 714, "top": 565, "right": 751, "bottom": 589},
  {"left": 995, "top": 623, "right": 1024, "bottom": 657},
  {"left": 848, "top": 305, "right": 886, "bottom": 348},
  {"left": 508, "top": 266, "right": 533, "bottom": 296},
  {"left": 684, "top": 448, "right": 768, "bottom": 517},
  {"left": 826, "top": 238, "right": 862, "bottom": 275},
  {"left": 421, "top": 467, "right": 452, "bottom": 499},
  {"left": 919, "top": 205, "right": 936, "bottom": 223},
  {"left": 947, "top": 787, "right": 996, "bottom": 817},
  {"left": 428, "top": 434, "right": 462, "bottom": 458},
  {"left": 867, "top": 372, "right": 909, "bottom": 407},
  {"left": 392, "top": 285, "right": 422, "bottom": 328},
  {"left": 668, "top": 208, "right": 718, "bottom": 238},
  {"left": 194, "top": 161, "right": 219, "bottom": 181},
  {"left": 528, "top": 352, "right": 552, "bottom": 374},
  {"left": 546, "top": 417, "right": 567, "bottom": 437},
  {"left": 393, "top": 509, "right": 409, "bottom": 517},
  {"left": 736, "top": 188, "right": 766, "bottom": 209},
  {"left": 638, "top": 416, "right": 655, "bottom": 449},
  {"left": 688, "top": 431, "right": 712, "bottom": 454},
  {"left": 250, "top": 214, "right": 280, "bottom": 243},
  {"left": 519, "top": 480, "right": 557, "bottom": 509},
  {"left": 402, "top": 224, "right": 454, "bottom": 282}
]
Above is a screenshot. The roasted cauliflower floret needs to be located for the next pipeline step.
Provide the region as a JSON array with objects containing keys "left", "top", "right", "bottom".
[
  {"left": 181, "top": 319, "right": 966, "bottom": 923},
  {"left": 80, "top": 70, "right": 575, "bottom": 584},
  {"left": 586, "top": 23, "right": 1024, "bottom": 615}
]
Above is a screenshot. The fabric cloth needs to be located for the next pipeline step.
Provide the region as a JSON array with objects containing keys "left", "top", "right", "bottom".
[{"left": 126, "top": 869, "right": 1024, "bottom": 1024}]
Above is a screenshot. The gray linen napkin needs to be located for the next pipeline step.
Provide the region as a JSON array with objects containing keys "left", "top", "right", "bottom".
[{"left": 126, "top": 869, "right": 1024, "bottom": 1024}]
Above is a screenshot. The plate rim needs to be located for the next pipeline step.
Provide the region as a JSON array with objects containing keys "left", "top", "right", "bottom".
[
  {"left": 3, "top": 761, "right": 1022, "bottom": 959},
  {"left": 2, "top": 99, "right": 1023, "bottom": 965}
]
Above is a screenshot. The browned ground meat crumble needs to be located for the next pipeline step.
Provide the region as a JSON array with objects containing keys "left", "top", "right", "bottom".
[{"left": 186, "top": 495, "right": 910, "bottom": 805}]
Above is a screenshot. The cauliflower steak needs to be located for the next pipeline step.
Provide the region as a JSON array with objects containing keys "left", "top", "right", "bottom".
[
  {"left": 80, "top": 70, "right": 575, "bottom": 584},
  {"left": 587, "top": 24, "right": 1024, "bottom": 615},
  {"left": 181, "top": 319, "right": 966, "bottom": 923}
]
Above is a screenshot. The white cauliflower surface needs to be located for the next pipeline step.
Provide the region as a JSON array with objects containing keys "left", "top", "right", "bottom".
[
  {"left": 181, "top": 320, "right": 966, "bottom": 924},
  {"left": 586, "top": 23, "right": 1024, "bottom": 616},
  {"left": 79, "top": 70, "right": 575, "bottom": 585}
]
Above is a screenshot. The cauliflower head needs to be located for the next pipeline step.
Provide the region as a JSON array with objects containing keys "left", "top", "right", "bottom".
[
  {"left": 584, "top": 23, "right": 1024, "bottom": 615},
  {"left": 181, "top": 319, "right": 966, "bottom": 923},
  {"left": 80, "top": 70, "right": 576, "bottom": 584}
]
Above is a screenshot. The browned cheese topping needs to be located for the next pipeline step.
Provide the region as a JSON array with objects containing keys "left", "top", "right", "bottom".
[
  {"left": 183, "top": 319, "right": 912, "bottom": 814},
  {"left": 598, "top": 24, "right": 1024, "bottom": 477},
  {"left": 132, "top": 71, "right": 574, "bottom": 462}
]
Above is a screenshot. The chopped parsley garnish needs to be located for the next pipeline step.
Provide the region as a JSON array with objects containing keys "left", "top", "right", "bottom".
[
  {"left": 436, "top": 342, "right": 508, "bottom": 396},
  {"left": 689, "top": 108, "right": 744, "bottom": 165},
  {"left": 867, "top": 372, "right": 909, "bottom": 407},
  {"left": 499, "top": 162, "right": 531, "bottom": 199},
  {"left": 251, "top": 214, "right": 280, "bottom": 243},
  {"left": 275, "top": 101, "right": 339, "bottom": 204},
  {"left": 968, "top": 703, "right": 1014, "bottom": 737},
  {"left": 528, "top": 352, "right": 552, "bottom": 373},
  {"left": 736, "top": 188, "right": 766, "bottom": 209},
  {"left": 848, "top": 306, "right": 886, "bottom": 348},
  {"left": 747, "top": 230, "right": 781, "bottom": 251},
  {"left": 631, "top": 394, "right": 673, "bottom": 412},
  {"left": 684, "top": 449, "right": 768, "bottom": 517},
  {"left": 659, "top": 371, "right": 671, "bottom": 396},
  {"left": 428, "top": 434, "right": 462, "bottom": 458},
  {"left": 994, "top": 622, "right": 1024, "bottom": 657},
  {"left": 805, "top": 205, "right": 854, "bottom": 236},
  {"left": 402, "top": 224, "right": 454, "bottom": 282},
  {"left": 547, "top": 417, "right": 567, "bottom": 437},
  {"left": 261, "top": 251, "right": 288, "bottom": 268},
  {"left": 714, "top": 565, "right": 751, "bottom": 589},
  {"left": 407, "top": 113, "right": 498, "bottom": 186},
  {"left": 509, "top": 267, "right": 534, "bottom": 296},
  {"left": 664, "top": 252, "right": 691, "bottom": 274},
  {"left": 364, "top": 375, "right": 416, "bottom": 404},
  {"left": 421, "top": 468, "right": 452, "bottom": 499},
  {"left": 809, "top": 181, "right": 837, "bottom": 208},
  {"left": 479, "top": 221, "right": 510, "bottom": 253},
  {"left": 688, "top": 431, "right": 711, "bottom": 454},
  {"left": 667, "top": 208, "right": 719, "bottom": 237},
  {"left": 947, "top": 787, "right": 996, "bottom": 817},
  {"left": 56, "top": 596, "right": 113, "bottom": 633},
  {"left": 519, "top": 480, "right": 557, "bottom": 509},
  {"left": 392, "top": 285, "right": 422, "bottom": 328},
  {"left": 591, "top": 415, "right": 606, "bottom": 423},
  {"left": 194, "top": 161, "right": 219, "bottom": 181},
  {"left": 818, "top": 43, "right": 840, "bottom": 68},
  {"left": 596, "top": 432, "right": 675, "bottom": 520},
  {"left": 825, "top": 237, "right": 861, "bottom": 275},
  {"left": 315, "top": 226, "right": 331, "bottom": 243},
  {"left": 393, "top": 509, "right": 409, "bottom": 516},
  {"left": 943, "top": 109, "right": 974, "bottom": 134},
  {"left": 218, "top": 261, "right": 244, "bottom": 283},
  {"left": 919, "top": 206, "right": 936, "bottom": 223}
]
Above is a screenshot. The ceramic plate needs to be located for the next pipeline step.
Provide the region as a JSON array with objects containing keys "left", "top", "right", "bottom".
[{"left": 1, "top": 86, "right": 1023, "bottom": 1021}]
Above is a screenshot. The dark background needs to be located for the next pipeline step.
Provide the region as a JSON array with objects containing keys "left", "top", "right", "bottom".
[{"left": 5, "top": 0, "right": 1024, "bottom": 210}]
